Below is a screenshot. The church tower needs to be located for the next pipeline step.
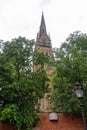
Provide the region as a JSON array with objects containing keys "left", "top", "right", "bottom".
[
  {"left": 35, "top": 12, "right": 53, "bottom": 112},
  {"left": 35, "top": 12, "right": 53, "bottom": 58}
]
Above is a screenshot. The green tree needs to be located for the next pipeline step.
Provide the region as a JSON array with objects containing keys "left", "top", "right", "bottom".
[
  {"left": 0, "top": 37, "right": 48, "bottom": 130},
  {"left": 33, "top": 50, "right": 50, "bottom": 68},
  {"left": 50, "top": 31, "right": 87, "bottom": 114}
]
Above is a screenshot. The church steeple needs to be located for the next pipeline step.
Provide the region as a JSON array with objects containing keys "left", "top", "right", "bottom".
[
  {"left": 34, "top": 12, "right": 54, "bottom": 112},
  {"left": 36, "top": 12, "right": 52, "bottom": 48},
  {"left": 40, "top": 12, "right": 47, "bottom": 36}
]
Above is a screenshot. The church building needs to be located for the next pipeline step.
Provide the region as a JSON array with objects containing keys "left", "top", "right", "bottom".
[{"left": 34, "top": 12, "right": 53, "bottom": 112}]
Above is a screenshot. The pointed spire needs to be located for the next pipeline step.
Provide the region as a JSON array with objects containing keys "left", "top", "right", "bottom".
[{"left": 40, "top": 12, "right": 47, "bottom": 36}]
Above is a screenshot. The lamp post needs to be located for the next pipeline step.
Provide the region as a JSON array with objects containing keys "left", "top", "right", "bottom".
[
  {"left": 75, "top": 83, "right": 87, "bottom": 130},
  {"left": 0, "top": 87, "right": 2, "bottom": 91}
]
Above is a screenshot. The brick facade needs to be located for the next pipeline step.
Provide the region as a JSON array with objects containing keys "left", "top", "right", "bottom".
[
  {"left": 0, "top": 122, "right": 17, "bottom": 130},
  {"left": 0, "top": 113, "right": 84, "bottom": 130},
  {"left": 38, "top": 113, "right": 84, "bottom": 130}
]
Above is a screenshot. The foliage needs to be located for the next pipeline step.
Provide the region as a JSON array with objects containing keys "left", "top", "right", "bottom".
[
  {"left": 33, "top": 50, "right": 49, "bottom": 68},
  {"left": 50, "top": 31, "right": 87, "bottom": 114},
  {"left": 0, "top": 36, "right": 48, "bottom": 130}
]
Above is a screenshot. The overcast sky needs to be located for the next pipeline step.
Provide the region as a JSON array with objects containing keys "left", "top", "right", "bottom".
[{"left": 0, "top": 0, "right": 87, "bottom": 47}]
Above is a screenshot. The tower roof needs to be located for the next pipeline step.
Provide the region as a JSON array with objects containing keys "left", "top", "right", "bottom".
[
  {"left": 36, "top": 12, "right": 52, "bottom": 48},
  {"left": 40, "top": 12, "right": 47, "bottom": 36}
]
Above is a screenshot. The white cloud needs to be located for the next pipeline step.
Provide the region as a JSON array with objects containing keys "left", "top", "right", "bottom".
[
  {"left": 39, "top": 0, "right": 52, "bottom": 9},
  {"left": 0, "top": 0, "right": 87, "bottom": 47}
]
